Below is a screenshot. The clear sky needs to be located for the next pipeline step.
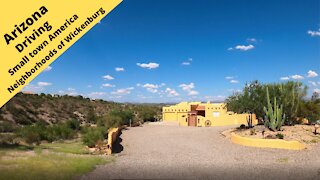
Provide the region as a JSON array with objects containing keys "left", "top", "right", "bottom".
[{"left": 24, "top": 0, "right": 320, "bottom": 103}]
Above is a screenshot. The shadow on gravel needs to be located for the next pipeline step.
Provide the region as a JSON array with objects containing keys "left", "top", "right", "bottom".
[{"left": 112, "top": 131, "right": 124, "bottom": 153}]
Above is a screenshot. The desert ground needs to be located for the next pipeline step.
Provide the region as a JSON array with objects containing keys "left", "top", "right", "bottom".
[{"left": 82, "top": 122, "right": 320, "bottom": 180}]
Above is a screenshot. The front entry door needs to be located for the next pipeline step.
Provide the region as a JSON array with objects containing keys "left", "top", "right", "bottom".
[{"left": 188, "top": 114, "right": 197, "bottom": 126}]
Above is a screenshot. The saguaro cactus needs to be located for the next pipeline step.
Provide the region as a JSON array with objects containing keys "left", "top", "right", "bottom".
[{"left": 263, "top": 87, "right": 285, "bottom": 131}]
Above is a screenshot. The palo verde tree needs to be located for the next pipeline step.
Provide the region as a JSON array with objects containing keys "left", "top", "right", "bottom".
[{"left": 226, "top": 80, "right": 266, "bottom": 118}]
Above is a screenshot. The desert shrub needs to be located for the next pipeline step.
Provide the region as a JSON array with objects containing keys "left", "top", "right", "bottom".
[
  {"left": 299, "top": 92, "right": 320, "bottom": 123},
  {"left": 82, "top": 127, "right": 106, "bottom": 147},
  {"left": 104, "top": 114, "right": 123, "bottom": 128},
  {"left": 59, "top": 124, "right": 76, "bottom": 139},
  {"left": 25, "top": 131, "right": 41, "bottom": 145},
  {"left": 44, "top": 127, "right": 57, "bottom": 142},
  {"left": 102, "top": 110, "right": 134, "bottom": 128},
  {"left": 138, "top": 108, "right": 157, "bottom": 122},
  {"left": 113, "top": 110, "right": 134, "bottom": 125},
  {"left": 17, "top": 121, "right": 77, "bottom": 144},
  {"left": 66, "top": 119, "right": 80, "bottom": 130},
  {"left": 96, "top": 116, "right": 105, "bottom": 127},
  {"left": 87, "top": 107, "right": 97, "bottom": 123},
  {"left": 17, "top": 125, "right": 42, "bottom": 145},
  {"left": 44, "top": 124, "right": 76, "bottom": 142},
  {"left": 239, "top": 124, "right": 246, "bottom": 129},
  {"left": 276, "top": 133, "right": 284, "bottom": 139}
]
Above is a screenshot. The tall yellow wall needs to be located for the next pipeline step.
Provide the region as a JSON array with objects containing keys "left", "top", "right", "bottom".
[
  {"left": 162, "top": 102, "right": 191, "bottom": 121},
  {"left": 163, "top": 112, "right": 177, "bottom": 121},
  {"left": 177, "top": 112, "right": 188, "bottom": 126}
]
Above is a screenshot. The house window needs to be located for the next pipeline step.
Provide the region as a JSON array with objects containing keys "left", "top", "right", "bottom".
[
  {"left": 213, "top": 112, "right": 220, "bottom": 117},
  {"left": 186, "top": 118, "right": 187, "bottom": 122}
]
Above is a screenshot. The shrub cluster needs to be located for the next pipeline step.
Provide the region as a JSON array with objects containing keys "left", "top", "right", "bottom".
[
  {"left": 136, "top": 106, "right": 158, "bottom": 122},
  {"left": 14, "top": 118, "right": 108, "bottom": 147},
  {"left": 98, "top": 110, "right": 134, "bottom": 128},
  {"left": 17, "top": 119, "right": 80, "bottom": 145},
  {"left": 276, "top": 133, "right": 284, "bottom": 139},
  {"left": 81, "top": 127, "right": 107, "bottom": 147}
]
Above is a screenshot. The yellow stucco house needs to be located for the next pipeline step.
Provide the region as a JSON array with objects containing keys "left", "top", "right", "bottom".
[{"left": 162, "top": 102, "right": 257, "bottom": 127}]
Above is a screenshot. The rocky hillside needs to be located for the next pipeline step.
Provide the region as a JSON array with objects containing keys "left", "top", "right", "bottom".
[{"left": 0, "top": 93, "right": 163, "bottom": 131}]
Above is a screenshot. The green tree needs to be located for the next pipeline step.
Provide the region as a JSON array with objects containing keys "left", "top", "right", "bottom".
[
  {"left": 299, "top": 92, "right": 320, "bottom": 123},
  {"left": 226, "top": 81, "right": 308, "bottom": 124},
  {"left": 273, "top": 81, "right": 307, "bottom": 124},
  {"left": 226, "top": 80, "right": 266, "bottom": 118},
  {"left": 102, "top": 110, "right": 134, "bottom": 128},
  {"left": 66, "top": 119, "right": 80, "bottom": 130},
  {"left": 138, "top": 107, "right": 157, "bottom": 122}
]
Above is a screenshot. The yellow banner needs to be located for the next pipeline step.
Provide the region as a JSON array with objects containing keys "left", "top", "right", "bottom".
[{"left": 0, "top": 0, "right": 122, "bottom": 108}]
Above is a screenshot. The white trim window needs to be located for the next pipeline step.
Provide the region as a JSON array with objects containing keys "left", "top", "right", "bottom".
[{"left": 213, "top": 112, "right": 220, "bottom": 117}]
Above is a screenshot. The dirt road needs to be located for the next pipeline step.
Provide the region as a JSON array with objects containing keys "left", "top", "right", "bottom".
[{"left": 82, "top": 122, "right": 320, "bottom": 179}]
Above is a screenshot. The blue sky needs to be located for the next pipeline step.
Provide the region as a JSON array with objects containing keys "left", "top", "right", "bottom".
[{"left": 24, "top": 0, "right": 320, "bottom": 103}]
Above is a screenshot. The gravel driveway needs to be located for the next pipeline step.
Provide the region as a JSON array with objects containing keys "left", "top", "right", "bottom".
[{"left": 82, "top": 122, "right": 320, "bottom": 180}]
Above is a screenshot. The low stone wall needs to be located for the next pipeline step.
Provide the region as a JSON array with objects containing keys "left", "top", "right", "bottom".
[
  {"left": 106, "top": 127, "right": 123, "bottom": 155},
  {"left": 230, "top": 132, "right": 305, "bottom": 150}
]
